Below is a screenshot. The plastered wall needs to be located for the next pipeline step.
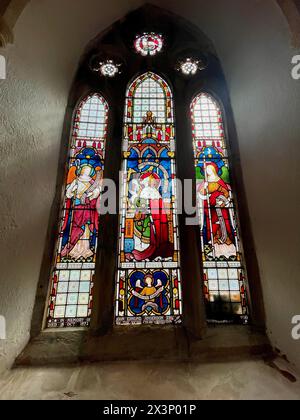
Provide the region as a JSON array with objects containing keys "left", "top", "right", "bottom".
[{"left": 0, "top": 0, "right": 299, "bottom": 372}]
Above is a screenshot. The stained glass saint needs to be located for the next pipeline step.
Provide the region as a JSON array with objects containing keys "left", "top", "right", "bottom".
[
  {"left": 46, "top": 94, "right": 108, "bottom": 328},
  {"left": 191, "top": 93, "right": 248, "bottom": 322},
  {"left": 115, "top": 72, "right": 182, "bottom": 325}
]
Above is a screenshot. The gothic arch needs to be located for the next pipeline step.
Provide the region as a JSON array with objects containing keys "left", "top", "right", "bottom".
[{"left": 19, "top": 4, "right": 266, "bottom": 366}]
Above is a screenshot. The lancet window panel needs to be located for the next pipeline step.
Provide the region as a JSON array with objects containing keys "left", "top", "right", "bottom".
[
  {"left": 115, "top": 72, "right": 182, "bottom": 326},
  {"left": 46, "top": 94, "right": 109, "bottom": 328},
  {"left": 191, "top": 93, "right": 248, "bottom": 322}
]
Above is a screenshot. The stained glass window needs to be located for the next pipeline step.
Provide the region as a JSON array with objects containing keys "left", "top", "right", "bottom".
[
  {"left": 191, "top": 93, "right": 248, "bottom": 323},
  {"left": 134, "top": 33, "right": 163, "bottom": 56},
  {"left": 46, "top": 93, "right": 109, "bottom": 328},
  {"left": 98, "top": 60, "right": 120, "bottom": 78},
  {"left": 115, "top": 72, "right": 182, "bottom": 326}
]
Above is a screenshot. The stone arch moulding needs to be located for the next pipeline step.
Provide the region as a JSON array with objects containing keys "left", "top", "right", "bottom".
[
  {"left": 0, "top": 0, "right": 30, "bottom": 48},
  {"left": 16, "top": 4, "right": 269, "bottom": 366}
]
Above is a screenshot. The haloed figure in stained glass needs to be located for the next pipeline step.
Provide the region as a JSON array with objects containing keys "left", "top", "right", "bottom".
[
  {"left": 126, "top": 167, "right": 173, "bottom": 262},
  {"left": 61, "top": 148, "right": 102, "bottom": 261},
  {"left": 197, "top": 147, "right": 236, "bottom": 259}
]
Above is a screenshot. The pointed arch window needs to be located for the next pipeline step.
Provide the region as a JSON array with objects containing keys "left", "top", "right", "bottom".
[
  {"left": 115, "top": 72, "right": 182, "bottom": 325},
  {"left": 46, "top": 93, "right": 108, "bottom": 328},
  {"left": 191, "top": 93, "right": 248, "bottom": 322}
]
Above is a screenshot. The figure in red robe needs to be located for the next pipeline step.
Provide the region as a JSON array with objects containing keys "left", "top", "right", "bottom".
[
  {"left": 129, "top": 172, "right": 173, "bottom": 261},
  {"left": 61, "top": 165, "right": 101, "bottom": 260},
  {"left": 197, "top": 162, "right": 236, "bottom": 259}
]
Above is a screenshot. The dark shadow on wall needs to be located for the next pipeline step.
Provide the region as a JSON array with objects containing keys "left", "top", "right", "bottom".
[
  {"left": 0, "top": 0, "right": 29, "bottom": 47},
  {"left": 277, "top": 0, "right": 300, "bottom": 48}
]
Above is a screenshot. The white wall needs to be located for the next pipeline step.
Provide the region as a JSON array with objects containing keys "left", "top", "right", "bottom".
[{"left": 0, "top": 0, "right": 299, "bottom": 372}]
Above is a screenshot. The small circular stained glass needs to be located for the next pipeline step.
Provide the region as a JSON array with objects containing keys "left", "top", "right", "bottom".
[
  {"left": 99, "top": 60, "right": 119, "bottom": 77},
  {"left": 134, "top": 33, "right": 163, "bottom": 56},
  {"left": 180, "top": 58, "right": 199, "bottom": 76}
]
